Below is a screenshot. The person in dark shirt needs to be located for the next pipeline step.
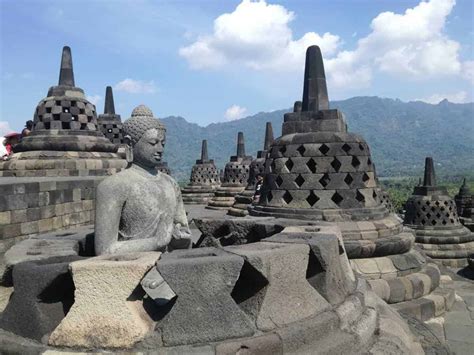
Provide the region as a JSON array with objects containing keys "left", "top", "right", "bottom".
[
  {"left": 21, "top": 120, "right": 34, "bottom": 139},
  {"left": 253, "top": 174, "right": 264, "bottom": 203}
]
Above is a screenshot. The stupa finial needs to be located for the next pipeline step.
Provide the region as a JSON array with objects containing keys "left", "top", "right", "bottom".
[
  {"left": 104, "top": 86, "right": 116, "bottom": 114},
  {"left": 236, "top": 132, "right": 245, "bottom": 157},
  {"left": 301, "top": 45, "right": 329, "bottom": 112},
  {"left": 201, "top": 140, "right": 209, "bottom": 161},
  {"left": 264, "top": 122, "right": 274, "bottom": 151},
  {"left": 58, "top": 46, "right": 75, "bottom": 86},
  {"left": 423, "top": 157, "right": 436, "bottom": 187}
]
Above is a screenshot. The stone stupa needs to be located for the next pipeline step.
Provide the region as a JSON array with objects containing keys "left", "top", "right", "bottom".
[
  {"left": 206, "top": 132, "right": 252, "bottom": 210},
  {"left": 455, "top": 178, "right": 474, "bottom": 231},
  {"left": 249, "top": 46, "right": 453, "bottom": 319},
  {"left": 97, "top": 86, "right": 124, "bottom": 145},
  {"left": 228, "top": 122, "right": 274, "bottom": 216},
  {"left": 0, "top": 46, "right": 126, "bottom": 177},
  {"left": 404, "top": 158, "right": 474, "bottom": 267},
  {"left": 181, "top": 140, "right": 220, "bottom": 204}
]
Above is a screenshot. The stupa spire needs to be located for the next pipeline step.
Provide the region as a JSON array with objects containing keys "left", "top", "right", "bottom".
[
  {"left": 263, "top": 122, "right": 274, "bottom": 151},
  {"left": 423, "top": 157, "right": 436, "bottom": 187},
  {"left": 58, "top": 46, "right": 75, "bottom": 86},
  {"left": 104, "top": 86, "right": 116, "bottom": 114},
  {"left": 201, "top": 140, "right": 209, "bottom": 161},
  {"left": 236, "top": 132, "right": 245, "bottom": 157},
  {"left": 301, "top": 45, "right": 329, "bottom": 112}
]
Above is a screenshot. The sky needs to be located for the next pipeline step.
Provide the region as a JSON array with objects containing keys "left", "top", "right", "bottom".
[{"left": 1, "top": 0, "right": 473, "bottom": 134}]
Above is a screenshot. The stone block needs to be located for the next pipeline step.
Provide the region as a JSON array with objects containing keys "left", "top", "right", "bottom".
[
  {"left": 157, "top": 248, "right": 254, "bottom": 346},
  {"left": 10, "top": 209, "right": 27, "bottom": 224},
  {"left": 0, "top": 211, "right": 11, "bottom": 225},
  {"left": 49, "top": 252, "right": 160, "bottom": 348},
  {"left": 225, "top": 242, "right": 330, "bottom": 331},
  {"left": 20, "top": 221, "right": 39, "bottom": 235},
  {"left": 265, "top": 226, "right": 355, "bottom": 305},
  {"left": 0, "top": 256, "right": 82, "bottom": 341},
  {"left": 215, "top": 333, "right": 283, "bottom": 355}
]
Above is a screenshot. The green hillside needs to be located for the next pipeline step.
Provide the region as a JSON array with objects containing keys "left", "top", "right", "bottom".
[{"left": 161, "top": 97, "right": 474, "bottom": 182}]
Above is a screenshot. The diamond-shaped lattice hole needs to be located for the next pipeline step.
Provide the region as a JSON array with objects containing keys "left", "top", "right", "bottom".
[
  {"left": 267, "top": 191, "right": 273, "bottom": 202},
  {"left": 319, "top": 144, "right": 330, "bottom": 155},
  {"left": 435, "top": 201, "right": 440, "bottom": 206},
  {"left": 436, "top": 213, "right": 441, "bottom": 218},
  {"left": 426, "top": 213, "right": 431, "bottom": 218},
  {"left": 450, "top": 218, "right": 454, "bottom": 223},
  {"left": 297, "top": 145, "right": 306, "bottom": 156},
  {"left": 351, "top": 156, "right": 361, "bottom": 168},
  {"left": 285, "top": 158, "right": 294, "bottom": 172},
  {"left": 319, "top": 173, "right": 330, "bottom": 188},
  {"left": 373, "top": 190, "right": 377, "bottom": 199},
  {"left": 421, "top": 219, "right": 426, "bottom": 225},
  {"left": 270, "top": 160, "right": 276, "bottom": 172},
  {"left": 306, "top": 158, "right": 317, "bottom": 173},
  {"left": 359, "top": 143, "right": 365, "bottom": 151},
  {"left": 356, "top": 190, "right": 365, "bottom": 203},
  {"left": 362, "top": 173, "right": 370, "bottom": 182},
  {"left": 295, "top": 174, "right": 305, "bottom": 188},
  {"left": 344, "top": 174, "right": 353, "bottom": 186},
  {"left": 283, "top": 191, "right": 293, "bottom": 204},
  {"left": 431, "top": 220, "right": 437, "bottom": 226},
  {"left": 367, "top": 158, "right": 372, "bottom": 165},
  {"left": 306, "top": 191, "right": 320, "bottom": 207},
  {"left": 431, "top": 207, "right": 436, "bottom": 212},
  {"left": 421, "top": 206, "right": 426, "bottom": 211},
  {"left": 275, "top": 175, "right": 283, "bottom": 187},
  {"left": 279, "top": 146, "right": 287, "bottom": 155},
  {"left": 342, "top": 143, "right": 351, "bottom": 153},
  {"left": 331, "top": 192, "right": 344, "bottom": 206},
  {"left": 442, "top": 220, "right": 447, "bottom": 225},
  {"left": 331, "top": 157, "right": 342, "bottom": 172}
]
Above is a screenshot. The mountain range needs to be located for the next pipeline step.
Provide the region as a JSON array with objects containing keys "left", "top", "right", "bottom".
[{"left": 161, "top": 96, "right": 473, "bottom": 182}]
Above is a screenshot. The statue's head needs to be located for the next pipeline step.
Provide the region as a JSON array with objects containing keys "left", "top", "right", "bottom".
[{"left": 123, "top": 105, "right": 166, "bottom": 169}]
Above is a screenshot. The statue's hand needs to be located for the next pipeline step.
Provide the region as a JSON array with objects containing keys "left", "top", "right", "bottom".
[
  {"left": 172, "top": 223, "right": 192, "bottom": 240},
  {"left": 169, "top": 223, "right": 192, "bottom": 250}
]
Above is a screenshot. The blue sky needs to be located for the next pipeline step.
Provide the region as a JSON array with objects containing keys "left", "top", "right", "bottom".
[{"left": 1, "top": 0, "right": 473, "bottom": 134}]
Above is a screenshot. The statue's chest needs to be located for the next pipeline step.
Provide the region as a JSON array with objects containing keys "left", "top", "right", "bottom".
[{"left": 124, "top": 178, "right": 176, "bottom": 220}]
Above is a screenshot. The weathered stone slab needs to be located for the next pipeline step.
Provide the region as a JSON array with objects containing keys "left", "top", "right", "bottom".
[
  {"left": 265, "top": 225, "right": 356, "bottom": 305},
  {"left": 225, "top": 242, "right": 330, "bottom": 330},
  {"left": 157, "top": 247, "right": 255, "bottom": 346},
  {"left": 0, "top": 256, "right": 82, "bottom": 341},
  {"left": 49, "top": 252, "right": 160, "bottom": 348}
]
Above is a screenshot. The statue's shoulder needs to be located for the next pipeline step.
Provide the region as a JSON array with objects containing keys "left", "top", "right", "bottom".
[
  {"left": 97, "top": 167, "right": 143, "bottom": 193},
  {"left": 159, "top": 172, "right": 180, "bottom": 189}
]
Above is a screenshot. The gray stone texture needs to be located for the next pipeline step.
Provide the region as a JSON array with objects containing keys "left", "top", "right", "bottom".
[
  {"left": 97, "top": 86, "right": 124, "bottom": 144},
  {"left": 0, "top": 255, "right": 82, "bottom": 341},
  {"left": 225, "top": 242, "right": 330, "bottom": 330},
  {"left": 157, "top": 247, "right": 255, "bottom": 345}
]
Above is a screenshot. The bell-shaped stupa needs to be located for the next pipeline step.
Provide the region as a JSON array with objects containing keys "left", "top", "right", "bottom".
[
  {"left": 404, "top": 158, "right": 474, "bottom": 267},
  {"left": 228, "top": 122, "right": 273, "bottom": 216},
  {"left": 181, "top": 140, "right": 220, "bottom": 204},
  {"left": 207, "top": 132, "right": 252, "bottom": 209},
  {"left": 249, "top": 46, "right": 452, "bottom": 319},
  {"left": 0, "top": 46, "right": 125, "bottom": 177},
  {"left": 97, "top": 86, "right": 124, "bottom": 145}
]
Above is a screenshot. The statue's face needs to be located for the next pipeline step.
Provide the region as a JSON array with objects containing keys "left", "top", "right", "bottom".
[{"left": 133, "top": 128, "right": 165, "bottom": 169}]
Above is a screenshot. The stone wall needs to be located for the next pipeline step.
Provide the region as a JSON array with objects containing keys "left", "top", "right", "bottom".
[{"left": 0, "top": 177, "right": 102, "bottom": 253}]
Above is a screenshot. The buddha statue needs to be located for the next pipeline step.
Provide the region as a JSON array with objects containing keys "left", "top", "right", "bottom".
[{"left": 94, "top": 105, "right": 191, "bottom": 255}]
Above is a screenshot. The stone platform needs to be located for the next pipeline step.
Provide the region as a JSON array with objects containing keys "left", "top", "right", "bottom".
[{"left": 0, "top": 223, "right": 423, "bottom": 354}]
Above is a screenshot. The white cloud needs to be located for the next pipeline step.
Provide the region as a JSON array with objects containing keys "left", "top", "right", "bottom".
[
  {"left": 224, "top": 105, "right": 247, "bottom": 121},
  {"left": 0, "top": 121, "right": 14, "bottom": 137},
  {"left": 86, "top": 95, "right": 102, "bottom": 106},
  {"left": 417, "top": 90, "right": 471, "bottom": 104},
  {"left": 114, "top": 78, "right": 156, "bottom": 94},
  {"left": 179, "top": 0, "right": 341, "bottom": 71},
  {"left": 180, "top": 0, "right": 472, "bottom": 89},
  {"left": 462, "top": 60, "right": 474, "bottom": 83}
]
